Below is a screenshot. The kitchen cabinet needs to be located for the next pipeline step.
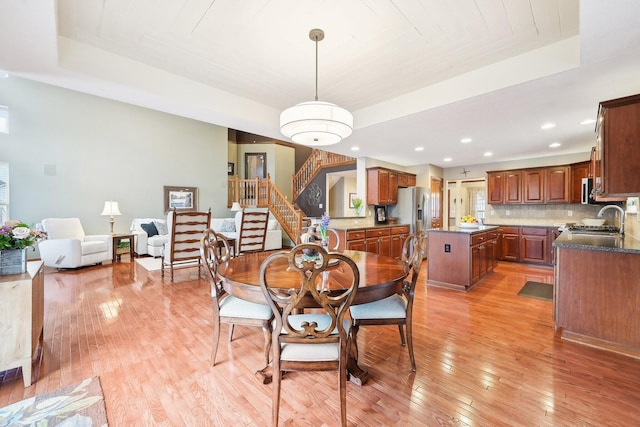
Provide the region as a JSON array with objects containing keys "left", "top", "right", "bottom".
[
  {"left": 504, "top": 171, "right": 523, "bottom": 203},
  {"left": 523, "top": 168, "right": 545, "bottom": 203},
  {"left": 367, "top": 168, "right": 398, "bottom": 205},
  {"left": 487, "top": 172, "right": 504, "bottom": 204},
  {"left": 545, "top": 166, "right": 570, "bottom": 203},
  {"left": 498, "top": 226, "right": 520, "bottom": 262},
  {"left": 520, "top": 227, "right": 548, "bottom": 265},
  {"left": 0, "top": 261, "right": 44, "bottom": 387},
  {"left": 344, "top": 230, "right": 366, "bottom": 251},
  {"left": 427, "top": 227, "right": 498, "bottom": 291},
  {"left": 390, "top": 226, "right": 410, "bottom": 259},
  {"left": 397, "top": 173, "right": 416, "bottom": 188},
  {"left": 570, "top": 161, "right": 590, "bottom": 203},
  {"left": 594, "top": 93, "right": 640, "bottom": 197},
  {"left": 548, "top": 228, "right": 560, "bottom": 264},
  {"left": 365, "top": 227, "right": 391, "bottom": 256}
]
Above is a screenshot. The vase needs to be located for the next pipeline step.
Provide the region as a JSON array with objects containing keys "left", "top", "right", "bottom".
[
  {"left": 0, "top": 248, "right": 28, "bottom": 275},
  {"left": 321, "top": 238, "right": 329, "bottom": 249}
]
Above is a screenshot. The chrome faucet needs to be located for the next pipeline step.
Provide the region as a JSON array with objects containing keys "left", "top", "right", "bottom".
[{"left": 597, "top": 204, "right": 625, "bottom": 235}]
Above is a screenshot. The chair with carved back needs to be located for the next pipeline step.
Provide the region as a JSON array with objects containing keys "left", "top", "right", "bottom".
[
  {"left": 200, "top": 229, "right": 273, "bottom": 367},
  {"left": 349, "top": 231, "right": 426, "bottom": 371},
  {"left": 236, "top": 209, "right": 269, "bottom": 254},
  {"left": 161, "top": 209, "right": 211, "bottom": 280},
  {"left": 259, "top": 244, "right": 359, "bottom": 427}
]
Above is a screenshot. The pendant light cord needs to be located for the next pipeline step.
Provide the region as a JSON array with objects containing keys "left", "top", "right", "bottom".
[{"left": 314, "top": 33, "right": 319, "bottom": 101}]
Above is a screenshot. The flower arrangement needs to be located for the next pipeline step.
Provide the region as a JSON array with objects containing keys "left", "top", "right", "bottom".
[
  {"left": 0, "top": 221, "right": 47, "bottom": 251},
  {"left": 318, "top": 213, "right": 330, "bottom": 242},
  {"left": 351, "top": 197, "right": 362, "bottom": 214}
]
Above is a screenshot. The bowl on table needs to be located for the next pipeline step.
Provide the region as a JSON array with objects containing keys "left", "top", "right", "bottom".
[{"left": 582, "top": 218, "right": 606, "bottom": 226}]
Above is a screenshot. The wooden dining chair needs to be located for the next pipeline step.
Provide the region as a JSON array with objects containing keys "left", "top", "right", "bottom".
[
  {"left": 161, "top": 209, "right": 211, "bottom": 280},
  {"left": 237, "top": 209, "right": 269, "bottom": 254},
  {"left": 349, "top": 232, "right": 426, "bottom": 371},
  {"left": 200, "top": 229, "right": 273, "bottom": 368},
  {"left": 259, "top": 244, "right": 360, "bottom": 427}
]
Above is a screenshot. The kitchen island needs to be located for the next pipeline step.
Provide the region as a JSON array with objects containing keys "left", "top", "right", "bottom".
[
  {"left": 427, "top": 226, "right": 499, "bottom": 291},
  {"left": 553, "top": 231, "right": 640, "bottom": 358}
]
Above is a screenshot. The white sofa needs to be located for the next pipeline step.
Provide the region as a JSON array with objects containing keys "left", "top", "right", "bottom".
[
  {"left": 39, "top": 218, "right": 112, "bottom": 268},
  {"left": 211, "top": 211, "right": 282, "bottom": 252},
  {"left": 130, "top": 217, "right": 169, "bottom": 257}
]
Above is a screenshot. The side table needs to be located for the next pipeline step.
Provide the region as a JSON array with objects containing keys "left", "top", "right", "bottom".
[{"left": 112, "top": 234, "right": 135, "bottom": 262}]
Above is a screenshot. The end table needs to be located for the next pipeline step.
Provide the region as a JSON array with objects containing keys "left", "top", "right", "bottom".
[{"left": 112, "top": 234, "right": 135, "bottom": 262}]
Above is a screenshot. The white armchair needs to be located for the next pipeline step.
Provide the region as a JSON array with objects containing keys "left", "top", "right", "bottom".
[{"left": 39, "top": 218, "right": 112, "bottom": 268}]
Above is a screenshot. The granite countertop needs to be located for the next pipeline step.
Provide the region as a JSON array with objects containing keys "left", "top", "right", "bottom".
[
  {"left": 427, "top": 225, "right": 500, "bottom": 234},
  {"left": 330, "top": 223, "right": 411, "bottom": 231},
  {"left": 484, "top": 221, "right": 566, "bottom": 228},
  {"left": 553, "top": 231, "right": 640, "bottom": 254}
]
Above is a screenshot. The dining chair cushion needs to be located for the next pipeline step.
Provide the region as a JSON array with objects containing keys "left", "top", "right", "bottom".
[
  {"left": 350, "top": 294, "right": 408, "bottom": 320},
  {"left": 281, "top": 342, "right": 339, "bottom": 362},
  {"left": 218, "top": 295, "right": 273, "bottom": 320}
]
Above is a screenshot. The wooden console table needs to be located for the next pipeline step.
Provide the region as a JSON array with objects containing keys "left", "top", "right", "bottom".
[{"left": 0, "top": 261, "right": 44, "bottom": 387}]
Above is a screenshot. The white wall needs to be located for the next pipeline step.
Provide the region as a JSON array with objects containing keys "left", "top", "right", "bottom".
[{"left": 0, "top": 77, "right": 230, "bottom": 258}]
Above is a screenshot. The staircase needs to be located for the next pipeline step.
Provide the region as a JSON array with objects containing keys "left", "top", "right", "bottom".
[{"left": 228, "top": 149, "right": 356, "bottom": 243}]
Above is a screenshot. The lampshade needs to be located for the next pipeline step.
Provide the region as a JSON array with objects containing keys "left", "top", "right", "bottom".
[
  {"left": 101, "top": 201, "right": 122, "bottom": 216},
  {"left": 280, "top": 101, "right": 353, "bottom": 146},
  {"left": 230, "top": 202, "right": 242, "bottom": 211},
  {"left": 280, "top": 29, "right": 353, "bottom": 146}
]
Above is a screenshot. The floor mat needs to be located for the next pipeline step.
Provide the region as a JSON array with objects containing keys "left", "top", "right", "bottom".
[{"left": 517, "top": 281, "right": 553, "bottom": 301}]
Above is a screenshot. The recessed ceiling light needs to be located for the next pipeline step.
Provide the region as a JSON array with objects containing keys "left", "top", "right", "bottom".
[
  {"left": 350, "top": 146, "right": 359, "bottom": 151},
  {"left": 460, "top": 138, "right": 472, "bottom": 143},
  {"left": 443, "top": 157, "right": 452, "bottom": 162},
  {"left": 415, "top": 146, "right": 424, "bottom": 152},
  {"left": 579, "top": 119, "right": 596, "bottom": 125},
  {"left": 483, "top": 152, "right": 493, "bottom": 157},
  {"left": 549, "top": 142, "right": 561, "bottom": 148},
  {"left": 540, "top": 122, "right": 556, "bottom": 130}
]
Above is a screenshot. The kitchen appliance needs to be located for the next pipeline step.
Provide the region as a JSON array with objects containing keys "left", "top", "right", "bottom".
[
  {"left": 581, "top": 178, "right": 606, "bottom": 204},
  {"left": 388, "top": 187, "right": 426, "bottom": 234}
]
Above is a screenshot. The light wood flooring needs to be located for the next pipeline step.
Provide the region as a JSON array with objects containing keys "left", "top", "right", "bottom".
[{"left": 1, "top": 257, "right": 639, "bottom": 426}]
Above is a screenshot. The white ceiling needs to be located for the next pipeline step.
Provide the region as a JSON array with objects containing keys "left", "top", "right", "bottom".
[{"left": 1, "top": 0, "right": 640, "bottom": 168}]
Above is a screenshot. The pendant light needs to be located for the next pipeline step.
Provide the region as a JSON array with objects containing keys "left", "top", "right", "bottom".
[{"left": 280, "top": 29, "right": 353, "bottom": 146}]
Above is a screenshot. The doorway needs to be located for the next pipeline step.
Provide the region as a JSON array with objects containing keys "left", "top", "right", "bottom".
[{"left": 245, "top": 153, "right": 267, "bottom": 179}]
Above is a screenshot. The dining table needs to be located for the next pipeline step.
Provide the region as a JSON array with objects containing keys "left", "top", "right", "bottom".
[{"left": 216, "top": 249, "right": 408, "bottom": 385}]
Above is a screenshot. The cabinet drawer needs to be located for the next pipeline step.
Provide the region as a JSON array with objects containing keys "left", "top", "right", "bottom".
[
  {"left": 346, "top": 230, "right": 366, "bottom": 241},
  {"left": 487, "top": 231, "right": 499, "bottom": 240},
  {"left": 521, "top": 227, "right": 547, "bottom": 236},
  {"left": 471, "top": 232, "right": 487, "bottom": 246},
  {"left": 499, "top": 226, "right": 520, "bottom": 234},
  {"left": 391, "top": 226, "right": 410, "bottom": 235},
  {"left": 366, "top": 228, "right": 391, "bottom": 238}
]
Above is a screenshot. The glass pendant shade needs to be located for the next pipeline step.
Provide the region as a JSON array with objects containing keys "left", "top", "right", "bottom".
[{"left": 280, "top": 101, "right": 353, "bottom": 146}]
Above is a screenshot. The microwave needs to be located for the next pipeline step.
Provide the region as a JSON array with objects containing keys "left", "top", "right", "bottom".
[{"left": 581, "top": 178, "right": 605, "bottom": 204}]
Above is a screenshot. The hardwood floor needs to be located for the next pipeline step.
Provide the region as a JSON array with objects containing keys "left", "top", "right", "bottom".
[{"left": 1, "top": 258, "right": 640, "bottom": 426}]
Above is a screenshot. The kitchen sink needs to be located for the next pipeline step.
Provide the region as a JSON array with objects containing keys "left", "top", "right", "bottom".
[{"left": 567, "top": 231, "right": 623, "bottom": 248}]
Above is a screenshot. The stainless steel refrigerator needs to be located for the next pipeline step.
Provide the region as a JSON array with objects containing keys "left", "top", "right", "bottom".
[{"left": 388, "top": 187, "right": 427, "bottom": 234}]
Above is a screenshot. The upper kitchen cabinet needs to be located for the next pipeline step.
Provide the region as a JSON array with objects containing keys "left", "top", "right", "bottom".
[
  {"left": 523, "top": 168, "right": 545, "bottom": 203},
  {"left": 487, "top": 172, "right": 504, "bottom": 204},
  {"left": 488, "top": 165, "right": 572, "bottom": 204},
  {"left": 594, "top": 93, "right": 640, "bottom": 197},
  {"left": 367, "top": 167, "right": 397, "bottom": 205},
  {"left": 504, "top": 171, "right": 522, "bottom": 203},
  {"left": 545, "top": 166, "right": 570, "bottom": 203}
]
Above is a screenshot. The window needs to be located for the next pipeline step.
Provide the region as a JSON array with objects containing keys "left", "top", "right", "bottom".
[
  {"left": 0, "top": 163, "right": 8, "bottom": 224},
  {"left": 0, "top": 106, "right": 8, "bottom": 133}
]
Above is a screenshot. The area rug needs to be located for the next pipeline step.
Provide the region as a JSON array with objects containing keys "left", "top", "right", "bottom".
[
  {"left": 0, "top": 376, "right": 108, "bottom": 426},
  {"left": 518, "top": 281, "right": 553, "bottom": 301},
  {"left": 135, "top": 257, "right": 162, "bottom": 271}
]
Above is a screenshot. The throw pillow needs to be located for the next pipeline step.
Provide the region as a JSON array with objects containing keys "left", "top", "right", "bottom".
[
  {"left": 220, "top": 219, "right": 236, "bottom": 232},
  {"left": 153, "top": 220, "right": 168, "bottom": 235},
  {"left": 141, "top": 222, "right": 158, "bottom": 237}
]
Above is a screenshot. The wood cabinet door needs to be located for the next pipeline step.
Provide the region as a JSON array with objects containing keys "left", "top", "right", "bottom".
[
  {"left": 388, "top": 172, "right": 398, "bottom": 204},
  {"left": 520, "top": 234, "right": 547, "bottom": 264},
  {"left": 504, "top": 171, "right": 522, "bottom": 203},
  {"left": 602, "top": 99, "right": 640, "bottom": 196},
  {"left": 347, "top": 240, "right": 365, "bottom": 251},
  {"left": 390, "top": 234, "right": 405, "bottom": 259},
  {"left": 487, "top": 172, "right": 504, "bottom": 204},
  {"left": 365, "top": 237, "right": 380, "bottom": 254},
  {"left": 545, "top": 166, "right": 570, "bottom": 203},
  {"left": 471, "top": 245, "right": 481, "bottom": 284},
  {"left": 500, "top": 234, "right": 519, "bottom": 261},
  {"left": 379, "top": 236, "right": 391, "bottom": 257},
  {"left": 548, "top": 228, "right": 560, "bottom": 266},
  {"left": 523, "top": 168, "right": 545, "bottom": 203},
  {"left": 570, "top": 161, "right": 590, "bottom": 203},
  {"left": 397, "top": 173, "right": 408, "bottom": 188}
]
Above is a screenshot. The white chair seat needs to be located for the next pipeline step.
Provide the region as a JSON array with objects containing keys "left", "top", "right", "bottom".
[
  {"left": 280, "top": 313, "right": 351, "bottom": 362},
  {"left": 218, "top": 295, "right": 272, "bottom": 320},
  {"left": 350, "top": 294, "right": 407, "bottom": 320}
]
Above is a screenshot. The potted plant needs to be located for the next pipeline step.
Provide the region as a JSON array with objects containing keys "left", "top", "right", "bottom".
[{"left": 0, "top": 221, "right": 47, "bottom": 274}]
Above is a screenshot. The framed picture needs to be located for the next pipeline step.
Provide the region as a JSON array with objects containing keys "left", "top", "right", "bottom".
[
  {"left": 164, "top": 186, "right": 198, "bottom": 212},
  {"left": 227, "top": 162, "right": 234, "bottom": 176},
  {"left": 349, "top": 193, "right": 358, "bottom": 208}
]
